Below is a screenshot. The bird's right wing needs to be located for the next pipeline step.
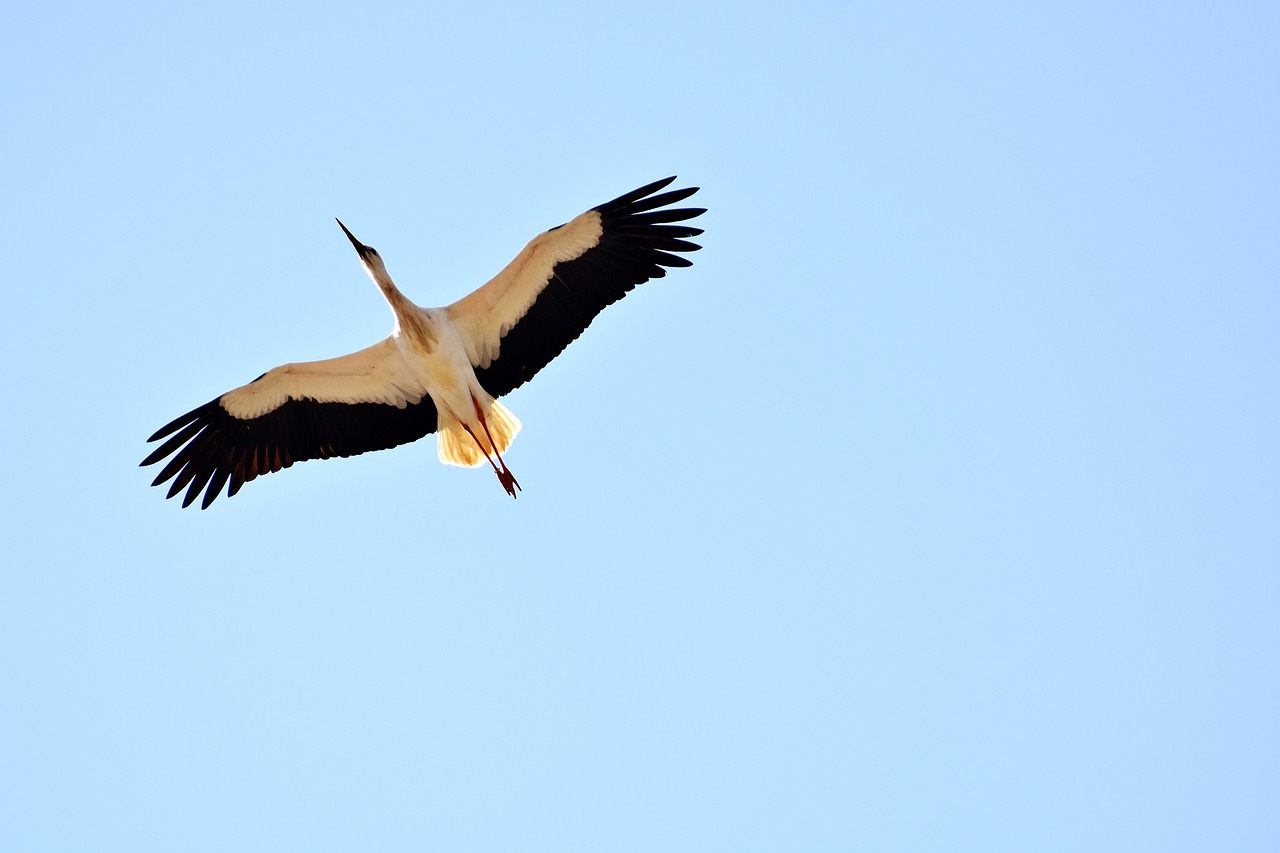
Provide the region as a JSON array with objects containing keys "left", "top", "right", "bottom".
[
  {"left": 141, "top": 337, "right": 439, "bottom": 509},
  {"left": 445, "top": 177, "right": 705, "bottom": 398}
]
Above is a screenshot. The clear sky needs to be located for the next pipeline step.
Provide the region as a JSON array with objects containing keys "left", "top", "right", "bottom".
[{"left": 2, "top": 1, "right": 1277, "bottom": 850}]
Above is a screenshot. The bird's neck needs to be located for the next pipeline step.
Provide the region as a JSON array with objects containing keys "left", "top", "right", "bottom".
[{"left": 378, "top": 278, "right": 438, "bottom": 349}]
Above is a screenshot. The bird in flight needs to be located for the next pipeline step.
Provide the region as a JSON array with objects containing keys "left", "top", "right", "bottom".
[{"left": 141, "top": 177, "right": 705, "bottom": 508}]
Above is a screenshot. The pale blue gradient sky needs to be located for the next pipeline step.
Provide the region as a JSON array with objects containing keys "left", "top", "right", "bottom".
[{"left": 2, "top": 2, "right": 1277, "bottom": 851}]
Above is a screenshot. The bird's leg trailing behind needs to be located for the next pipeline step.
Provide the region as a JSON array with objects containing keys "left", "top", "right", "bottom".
[
  {"left": 436, "top": 390, "right": 522, "bottom": 498},
  {"left": 470, "top": 393, "right": 521, "bottom": 498}
]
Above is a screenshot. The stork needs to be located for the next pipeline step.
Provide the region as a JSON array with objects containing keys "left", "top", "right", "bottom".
[{"left": 141, "top": 177, "right": 705, "bottom": 508}]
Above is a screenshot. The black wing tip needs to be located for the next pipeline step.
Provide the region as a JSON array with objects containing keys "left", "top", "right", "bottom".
[
  {"left": 144, "top": 395, "right": 441, "bottom": 509},
  {"left": 144, "top": 396, "right": 226, "bottom": 445},
  {"left": 642, "top": 175, "right": 679, "bottom": 194},
  {"left": 145, "top": 412, "right": 194, "bottom": 444},
  {"left": 597, "top": 177, "right": 701, "bottom": 214},
  {"left": 595, "top": 178, "right": 706, "bottom": 268}
]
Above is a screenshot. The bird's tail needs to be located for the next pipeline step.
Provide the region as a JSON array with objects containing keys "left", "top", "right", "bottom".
[{"left": 437, "top": 396, "right": 522, "bottom": 468}]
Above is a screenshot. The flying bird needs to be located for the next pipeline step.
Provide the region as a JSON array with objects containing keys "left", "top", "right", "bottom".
[{"left": 141, "top": 177, "right": 705, "bottom": 508}]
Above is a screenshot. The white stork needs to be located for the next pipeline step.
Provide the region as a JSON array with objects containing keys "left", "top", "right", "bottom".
[{"left": 141, "top": 177, "right": 705, "bottom": 508}]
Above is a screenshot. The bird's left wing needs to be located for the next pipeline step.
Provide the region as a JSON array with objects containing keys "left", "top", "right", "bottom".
[
  {"left": 141, "top": 337, "right": 439, "bottom": 509},
  {"left": 446, "top": 177, "right": 705, "bottom": 398}
]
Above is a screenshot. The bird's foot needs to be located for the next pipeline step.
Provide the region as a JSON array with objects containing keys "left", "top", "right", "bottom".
[{"left": 497, "top": 467, "right": 521, "bottom": 499}]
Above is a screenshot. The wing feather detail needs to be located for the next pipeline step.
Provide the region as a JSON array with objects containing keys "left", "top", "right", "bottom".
[
  {"left": 446, "top": 177, "right": 705, "bottom": 397},
  {"left": 141, "top": 338, "right": 439, "bottom": 509},
  {"left": 217, "top": 338, "right": 428, "bottom": 418}
]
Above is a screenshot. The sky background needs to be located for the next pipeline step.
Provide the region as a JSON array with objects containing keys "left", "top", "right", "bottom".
[{"left": 2, "top": 1, "right": 1277, "bottom": 850}]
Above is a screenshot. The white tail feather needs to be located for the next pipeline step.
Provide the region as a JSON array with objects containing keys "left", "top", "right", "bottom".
[{"left": 437, "top": 397, "right": 522, "bottom": 468}]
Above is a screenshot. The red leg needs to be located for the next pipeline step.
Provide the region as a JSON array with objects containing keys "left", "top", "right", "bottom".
[
  {"left": 459, "top": 423, "right": 505, "bottom": 477},
  {"left": 468, "top": 396, "right": 521, "bottom": 498}
]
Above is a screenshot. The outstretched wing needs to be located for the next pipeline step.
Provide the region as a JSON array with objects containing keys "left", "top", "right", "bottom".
[
  {"left": 141, "top": 338, "right": 439, "bottom": 509},
  {"left": 446, "top": 176, "right": 705, "bottom": 398}
]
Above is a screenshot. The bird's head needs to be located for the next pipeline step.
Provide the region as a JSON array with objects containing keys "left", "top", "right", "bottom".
[{"left": 335, "top": 218, "right": 389, "bottom": 277}]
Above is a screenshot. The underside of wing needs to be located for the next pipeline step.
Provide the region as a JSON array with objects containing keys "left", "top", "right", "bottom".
[
  {"left": 141, "top": 339, "right": 440, "bottom": 509},
  {"left": 448, "top": 177, "right": 706, "bottom": 398}
]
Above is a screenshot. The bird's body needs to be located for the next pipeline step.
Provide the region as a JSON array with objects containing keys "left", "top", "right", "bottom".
[{"left": 142, "top": 177, "right": 705, "bottom": 508}]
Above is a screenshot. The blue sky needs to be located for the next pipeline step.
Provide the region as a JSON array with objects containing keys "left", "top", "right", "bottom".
[{"left": 2, "top": 1, "right": 1277, "bottom": 850}]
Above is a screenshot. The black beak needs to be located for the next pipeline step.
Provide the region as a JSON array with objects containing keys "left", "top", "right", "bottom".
[{"left": 335, "top": 218, "right": 373, "bottom": 258}]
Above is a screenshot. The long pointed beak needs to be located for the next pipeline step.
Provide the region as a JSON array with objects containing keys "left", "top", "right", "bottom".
[{"left": 335, "top": 218, "right": 372, "bottom": 258}]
